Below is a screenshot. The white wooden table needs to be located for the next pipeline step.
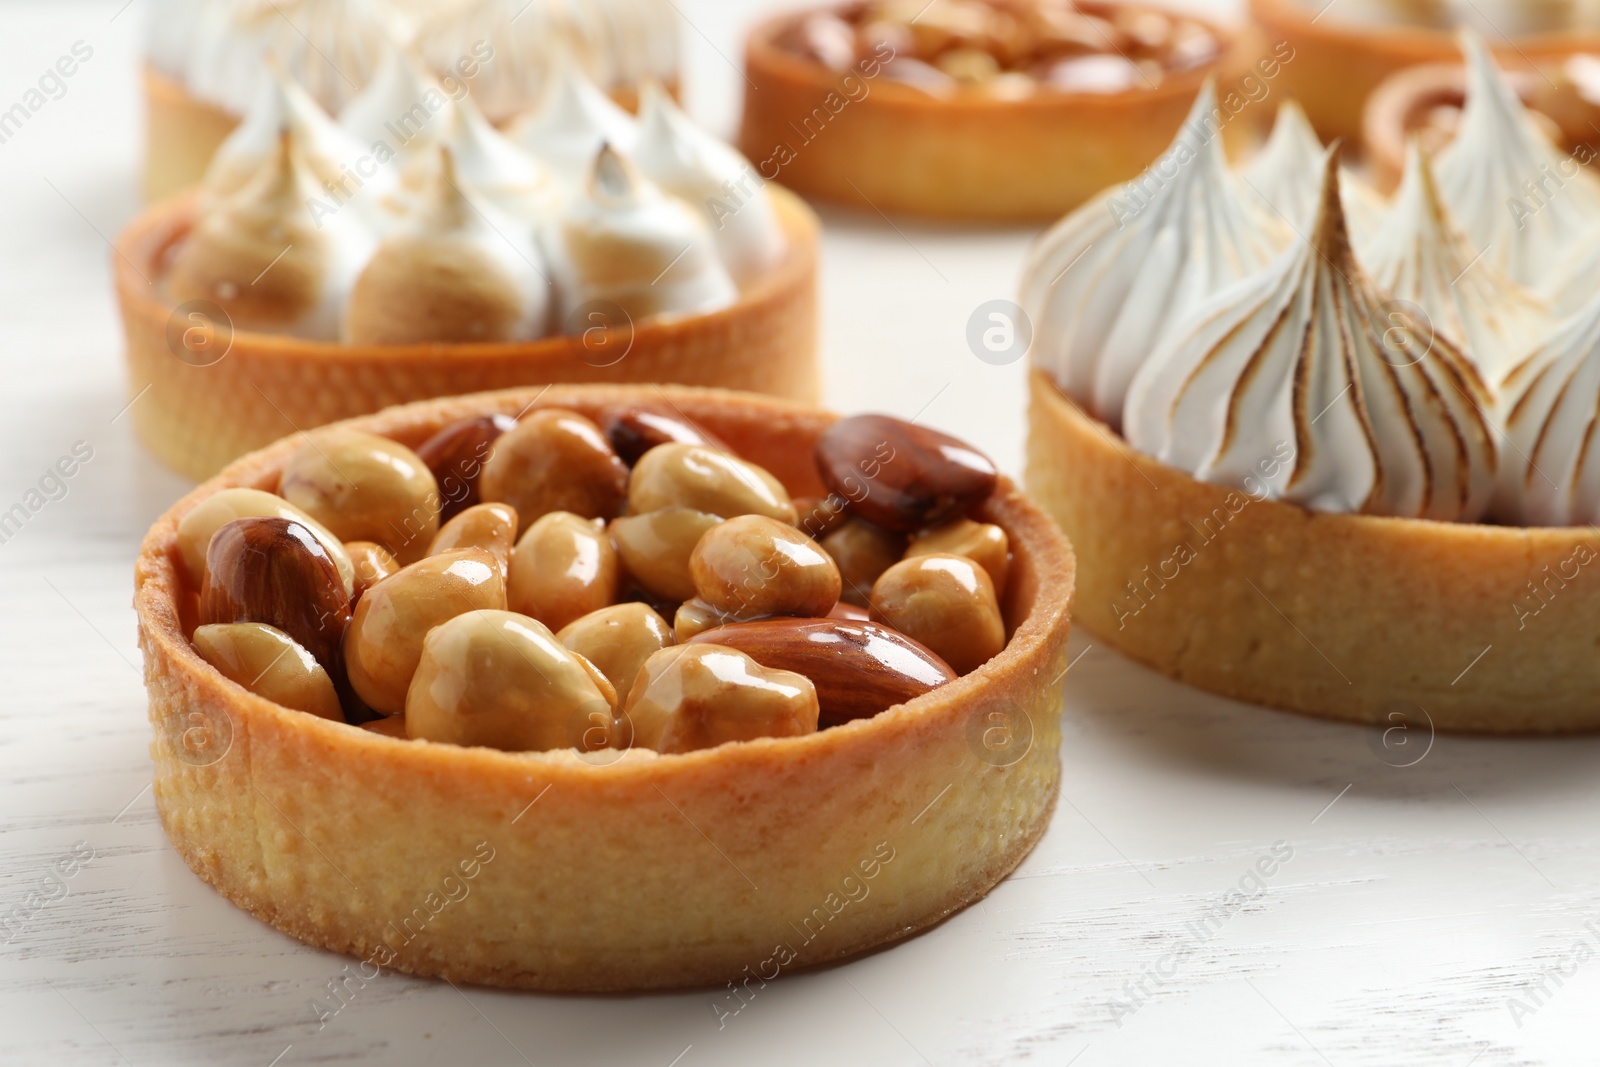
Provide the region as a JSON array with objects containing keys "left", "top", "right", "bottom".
[{"left": 3, "top": 1, "right": 1596, "bottom": 1063}]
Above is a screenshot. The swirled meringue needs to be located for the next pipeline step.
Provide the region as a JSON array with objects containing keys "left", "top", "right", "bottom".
[
  {"left": 1436, "top": 32, "right": 1600, "bottom": 292},
  {"left": 170, "top": 132, "right": 378, "bottom": 340},
  {"left": 547, "top": 145, "right": 736, "bottom": 322},
  {"left": 1124, "top": 149, "right": 1499, "bottom": 522},
  {"left": 1239, "top": 100, "right": 1385, "bottom": 245},
  {"left": 1496, "top": 295, "right": 1600, "bottom": 525},
  {"left": 632, "top": 84, "right": 784, "bottom": 284},
  {"left": 1365, "top": 142, "right": 1548, "bottom": 390},
  {"left": 338, "top": 43, "right": 454, "bottom": 173},
  {"left": 415, "top": 0, "right": 678, "bottom": 126},
  {"left": 344, "top": 147, "right": 552, "bottom": 345},
  {"left": 207, "top": 61, "right": 368, "bottom": 200},
  {"left": 511, "top": 61, "right": 640, "bottom": 187},
  {"left": 388, "top": 89, "right": 557, "bottom": 225},
  {"left": 1020, "top": 82, "right": 1281, "bottom": 428}
]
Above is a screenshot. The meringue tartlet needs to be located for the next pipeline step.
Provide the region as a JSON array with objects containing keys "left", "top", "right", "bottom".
[
  {"left": 117, "top": 67, "right": 819, "bottom": 481},
  {"left": 1023, "top": 46, "right": 1600, "bottom": 732},
  {"left": 142, "top": 0, "right": 680, "bottom": 199},
  {"left": 739, "top": 0, "right": 1264, "bottom": 220},
  {"left": 134, "top": 384, "right": 1076, "bottom": 990},
  {"left": 1247, "top": 0, "right": 1600, "bottom": 146}
]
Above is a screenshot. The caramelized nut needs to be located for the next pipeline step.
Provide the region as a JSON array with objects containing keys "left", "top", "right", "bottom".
[
  {"left": 193, "top": 622, "right": 342, "bottom": 721},
  {"left": 344, "top": 548, "right": 507, "bottom": 715},
  {"left": 688, "top": 617, "right": 956, "bottom": 726},
  {"left": 609, "top": 506, "right": 721, "bottom": 602},
  {"left": 829, "top": 601, "right": 871, "bottom": 622},
  {"left": 628, "top": 443, "right": 796, "bottom": 523},
  {"left": 674, "top": 597, "right": 730, "bottom": 642},
  {"left": 820, "top": 518, "right": 907, "bottom": 605},
  {"left": 557, "top": 603, "right": 672, "bottom": 705},
  {"left": 429, "top": 502, "right": 518, "bottom": 578},
  {"left": 479, "top": 408, "right": 629, "bottom": 531},
  {"left": 177, "top": 487, "right": 354, "bottom": 597},
  {"left": 690, "top": 515, "right": 841, "bottom": 620},
  {"left": 602, "top": 405, "right": 732, "bottom": 466},
  {"left": 792, "top": 494, "right": 849, "bottom": 541},
  {"left": 406, "top": 610, "right": 614, "bottom": 752},
  {"left": 279, "top": 428, "right": 441, "bottom": 563},
  {"left": 345, "top": 540, "right": 399, "bottom": 600},
  {"left": 199, "top": 517, "right": 351, "bottom": 684},
  {"left": 415, "top": 413, "right": 515, "bottom": 521},
  {"left": 624, "top": 644, "right": 819, "bottom": 753},
  {"left": 507, "top": 511, "right": 621, "bottom": 632},
  {"left": 870, "top": 553, "right": 1004, "bottom": 675},
  {"left": 815, "top": 414, "right": 997, "bottom": 532},
  {"left": 906, "top": 518, "right": 1009, "bottom": 597}
]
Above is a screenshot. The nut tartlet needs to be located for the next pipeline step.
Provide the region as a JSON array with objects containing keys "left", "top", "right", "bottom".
[
  {"left": 739, "top": 0, "right": 1265, "bottom": 220},
  {"left": 1247, "top": 0, "right": 1600, "bottom": 146},
  {"left": 118, "top": 66, "right": 819, "bottom": 482},
  {"left": 134, "top": 385, "right": 1076, "bottom": 990},
  {"left": 142, "top": 0, "right": 681, "bottom": 199},
  {"left": 1022, "top": 46, "right": 1600, "bottom": 733}
]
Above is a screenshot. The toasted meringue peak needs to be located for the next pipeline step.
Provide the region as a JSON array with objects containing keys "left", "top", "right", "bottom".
[
  {"left": 1239, "top": 101, "right": 1385, "bottom": 243},
  {"left": 345, "top": 147, "right": 552, "bottom": 345},
  {"left": 1496, "top": 294, "right": 1600, "bottom": 525},
  {"left": 511, "top": 61, "right": 639, "bottom": 187},
  {"left": 438, "top": 92, "right": 557, "bottom": 222},
  {"left": 548, "top": 144, "right": 737, "bottom": 322},
  {"left": 1366, "top": 141, "right": 1550, "bottom": 390},
  {"left": 632, "top": 83, "right": 784, "bottom": 284},
  {"left": 171, "top": 132, "right": 378, "bottom": 340},
  {"left": 1125, "top": 149, "right": 1500, "bottom": 522},
  {"left": 413, "top": 0, "right": 678, "bottom": 126},
  {"left": 338, "top": 43, "right": 453, "bottom": 169},
  {"left": 1436, "top": 32, "right": 1600, "bottom": 292},
  {"left": 207, "top": 61, "right": 369, "bottom": 201},
  {"left": 1020, "top": 82, "right": 1281, "bottom": 428}
]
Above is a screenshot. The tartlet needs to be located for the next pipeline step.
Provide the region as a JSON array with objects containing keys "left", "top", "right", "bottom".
[
  {"left": 739, "top": 0, "right": 1263, "bottom": 221},
  {"left": 1247, "top": 0, "right": 1600, "bottom": 145},
  {"left": 114, "top": 187, "right": 818, "bottom": 482},
  {"left": 133, "top": 384, "right": 1077, "bottom": 990}
]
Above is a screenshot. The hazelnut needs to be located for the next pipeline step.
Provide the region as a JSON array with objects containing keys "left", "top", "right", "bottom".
[
  {"left": 414, "top": 413, "right": 515, "bottom": 521},
  {"left": 429, "top": 502, "right": 518, "bottom": 579},
  {"left": 177, "top": 487, "right": 354, "bottom": 597},
  {"left": 279, "top": 428, "right": 441, "bottom": 563},
  {"left": 905, "top": 518, "right": 1010, "bottom": 598},
  {"left": 478, "top": 408, "right": 629, "bottom": 532},
  {"left": 556, "top": 603, "right": 673, "bottom": 706},
  {"left": 820, "top": 518, "right": 907, "bottom": 605},
  {"left": 193, "top": 622, "right": 343, "bottom": 721},
  {"left": 344, "top": 548, "right": 507, "bottom": 715},
  {"left": 628, "top": 443, "right": 796, "bottom": 524},
  {"left": 406, "top": 609, "right": 614, "bottom": 752},
  {"left": 673, "top": 597, "right": 730, "bottom": 643},
  {"left": 345, "top": 541, "right": 399, "bottom": 600},
  {"left": 690, "top": 515, "right": 841, "bottom": 620},
  {"left": 198, "top": 516, "right": 351, "bottom": 686},
  {"left": 870, "top": 553, "right": 1004, "bottom": 675},
  {"left": 507, "top": 511, "right": 621, "bottom": 632},
  {"left": 624, "top": 644, "right": 819, "bottom": 754},
  {"left": 609, "top": 506, "right": 721, "bottom": 602}
]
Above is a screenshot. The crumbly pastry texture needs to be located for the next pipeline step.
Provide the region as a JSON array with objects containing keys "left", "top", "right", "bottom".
[{"left": 136, "top": 386, "right": 1076, "bottom": 990}]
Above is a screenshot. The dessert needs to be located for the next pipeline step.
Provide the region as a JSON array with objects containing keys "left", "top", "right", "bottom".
[
  {"left": 117, "top": 65, "right": 819, "bottom": 481},
  {"left": 1247, "top": 0, "right": 1600, "bottom": 147},
  {"left": 739, "top": 0, "right": 1266, "bottom": 220},
  {"left": 142, "top": 0, "right": 680, "bottom": 199},
  {"left": 1023, "top": 47, "right": 1600, "bottom": 732},
  {"left": 134, "top": 385, "right": 1076, "bottom": 989}
]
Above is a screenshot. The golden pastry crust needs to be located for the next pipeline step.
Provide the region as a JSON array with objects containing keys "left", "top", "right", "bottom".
[
  {"left": 115, "top": 192, "right": 819, "bottom": 482},
  {"left": 140, "top": 64, "right": 677, "bottom": 202},
  {"left": 738, "top": 7, "right": 1260, "bottom": 221},
  {"left": 135, "top": 385, "right": 1077, "bottom": 991},
  {"left": 1249, "top": 0, "right": 1600, "bottom": 146},
  {"left": 1027, "top": 371, "right": 1600, "bottom": 734}
]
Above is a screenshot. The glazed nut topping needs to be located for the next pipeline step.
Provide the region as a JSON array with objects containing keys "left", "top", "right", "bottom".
[
  {"left": 179, "top": 404, "right": 1006, "bottom": 755},
  {"left": 788, "top": 0, "right": 1220, "bottom": 96}
]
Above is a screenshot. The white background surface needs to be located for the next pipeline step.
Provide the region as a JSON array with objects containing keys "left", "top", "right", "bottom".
[{"left": 4, "top": 1, "right": 1599, "bottom": 1064}]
